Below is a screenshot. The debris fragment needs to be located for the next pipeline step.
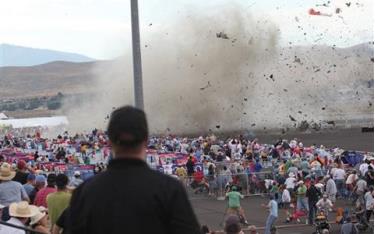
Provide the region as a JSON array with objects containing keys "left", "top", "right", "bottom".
[
  {"left": 289, "top": 115, "right": 297, "bottom": 121},
  {"left": 298, "top": 121, "right": 309, "bottom": 131},
  {"left": 251, "top": 123, "right": 256, "bottom": 127},
  {"left": 216, "top": 125, "right": 221, "bottom": 129},
  {"left": 345, "top": 2, "right": 351, "bottom": 7},
  {"left": 200, "top": 81, "right": 211, "bottom": 90},
  {"left": 216, "top": 32, "right": 229, "bottom": 39},
  {"left": 326, "top": 120, "right": 335, "bottom": 125},
  {"left": 294, "top": 56, "right": 303, "bottom": 65},
  {"left": 269, "top": 74, "right": 275, "bottom": 81},
  {"left": 308, "top": 8, "right": 332, "bottom": 17}
]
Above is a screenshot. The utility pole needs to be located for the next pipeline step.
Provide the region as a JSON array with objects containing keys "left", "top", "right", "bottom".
[{"left": 130, "top": 0, "right": 144, "bottom": 110}]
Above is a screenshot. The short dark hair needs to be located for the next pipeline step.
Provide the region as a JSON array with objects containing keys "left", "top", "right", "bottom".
[
  {"left": 47, "top": 174, "right": 57, "bottom": 187},
  {"left": 107, "top": 106, "right": 148, "bottom": 149},
  {"left": 56, "top": 174, "right": 69, "bottom": 189}
]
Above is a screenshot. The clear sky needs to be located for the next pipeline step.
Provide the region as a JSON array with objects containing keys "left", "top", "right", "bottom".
[{"left": 0, "top": 0, "right": 373, "bottom": 59}]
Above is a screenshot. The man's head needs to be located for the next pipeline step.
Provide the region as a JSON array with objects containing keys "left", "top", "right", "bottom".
[
  {"left": 107, "top": 106, "right": 148, "bottom": 160},
  {"left": 323, "top": 193, "right": 328, "bottom": 201},
  {"left": 224, "top": 215, "right": 242, "bottom": 234},
  {"left": 17, "top": 160, "right": 27, "bottom": 171},
  {"left": 56, "top": 174, "right": 69, "bottom": 190},
  {"left": 47, "top": 174, "right": 56, "bottom": 187},
  {"left": 27, "top": 174, "right": 36, "bottom": 185},
  {"left": 35, "top": 175, "right": 46, "bottom": 189},
  {"left": 74, "top": 171, "right": 81, "bottom": 178}
]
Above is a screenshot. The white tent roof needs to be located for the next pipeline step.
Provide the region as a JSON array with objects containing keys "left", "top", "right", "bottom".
[
  {"left": 0, "top": 113, "right": 8, "bottom": 120},
  {"left": 0, "top": 116, "right": 68, "bottom": 128}
]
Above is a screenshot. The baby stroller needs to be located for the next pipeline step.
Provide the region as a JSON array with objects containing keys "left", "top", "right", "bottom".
[{"left": 313, "top": 209, "right": 330, "bottom": 234}]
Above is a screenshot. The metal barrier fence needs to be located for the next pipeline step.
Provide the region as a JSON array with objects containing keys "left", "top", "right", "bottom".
[{"left": 0, "top": 220, "right": 44, "bottom": 234}]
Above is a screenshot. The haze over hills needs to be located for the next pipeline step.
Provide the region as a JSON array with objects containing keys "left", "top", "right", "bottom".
[
  {"left": 0, "top": 44, "right": 94, "bottom": 67},
  {"left": 0, "top": 42, "right": 373, "bottom": 133}
]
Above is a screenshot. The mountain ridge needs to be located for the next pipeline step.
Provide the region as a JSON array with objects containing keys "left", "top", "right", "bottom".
[{"left": 0, "top": 44, "right": 94, "bottom": 67}]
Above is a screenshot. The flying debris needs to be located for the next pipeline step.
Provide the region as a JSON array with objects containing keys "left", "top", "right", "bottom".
[
  {"left": 289, "top": 115, "right": 297, "bottom": 121},
  {"left": 308, "top": 8, "right": 332, "bottom": 17},
  {"left": 200, "top": 81, "right": 211, "bottom": 90},
  {"left": 216, "top": 32, "right": 229, "bottom": 39}
]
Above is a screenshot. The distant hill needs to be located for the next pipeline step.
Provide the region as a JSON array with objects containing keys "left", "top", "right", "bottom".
[
  {"left": 0, "top": 60, "right": 102, "bottom": 98},
  {"left": 0, "top": 44, "right": 94, "bottom": 67}
]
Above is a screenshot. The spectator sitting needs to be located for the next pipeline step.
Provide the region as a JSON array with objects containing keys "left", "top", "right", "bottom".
[
  {"left": 30, "top": 208, "right": 49, "bottom": 234},
  {"left": 0, "top": 201, "right": 38, "bottom": 234},
  {"left": 224, "top": 215, "right": 244, "bottom": 234},
  {"left": 23, "top": 174, "right": 36, "bottom": 197}
]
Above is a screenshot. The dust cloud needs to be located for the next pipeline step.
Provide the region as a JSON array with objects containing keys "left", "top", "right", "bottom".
[
  {"left": 62, "top": 4, "right": 373, "bottom": 135},
  {"left": 62, "top": 5, "right": 281, "bottom": 134}
]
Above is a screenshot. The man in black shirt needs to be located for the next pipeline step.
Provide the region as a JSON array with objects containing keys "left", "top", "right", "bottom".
[
  {"left": 306, "top": 180, "right": 322, "bottom": 225},
  {"left": 67, "top": 106, "right": 201, "bottom": 234},
  {"left": 13, "top": 160, "right": 29, "bottom": 185}
]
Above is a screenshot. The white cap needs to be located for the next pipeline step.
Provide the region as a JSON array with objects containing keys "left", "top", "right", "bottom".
[{"left": 74, "top": 171, "right": 81, "bottom": 176}]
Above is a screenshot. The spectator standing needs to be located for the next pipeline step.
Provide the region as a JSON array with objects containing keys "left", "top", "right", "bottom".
[
  {"left": 12, "top": 160, "right": 29, "bottom": 185},
  {"left": 47, "top": 174, "right": 71, "bottom": 228},
  {"left": 67, "top": 106, "right": 200, "bottom": 234},
  {"left": 340, "top": 216, "right": 358, "bottom": 234},
  {"left": 364, "top": 187, "right": 374, "bottom": 223},
  {"left": 0, "top": 163, "right": 29, "bottom": 221},
  {"left": 325, "top": 176, "right": 337, "bottom": 203},
  {"left": 68, "top": 171, "right": 83, "bottom": 188},
  {"left": 29, "top": 175, "right": 46, "bottom": 204},
  {"left": 34, "top": 174, "right": 57, "bottom": 207},
  {"left": 333, "top": 167, "right": 346, "bottom": 198},
  {"left": 353, "top": 177, "right": 367, "bottom": 204},
  {"left": 306, "top": 180, "right": 322, "bottom": 224},
  {"left": 296, "top": 181, "right": 309, "bottom": 212},
  {"left": 263, "top": 195, "right": 278, "bottom": 234},
  {"left": 23, "top": 174, "right": 36, "bottom": 197}
]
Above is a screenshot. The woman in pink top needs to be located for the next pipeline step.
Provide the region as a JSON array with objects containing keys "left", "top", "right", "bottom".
[{"left": 34, "top": 174, "right": 56, "bottom": 207}]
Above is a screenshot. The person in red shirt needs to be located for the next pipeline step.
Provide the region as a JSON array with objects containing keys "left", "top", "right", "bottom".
[
  {"left": 34, "top": 174, "right": 56, "bottom": 207},
  {"left": 191, "top": 168, "right": 208, "bottom": 194}
]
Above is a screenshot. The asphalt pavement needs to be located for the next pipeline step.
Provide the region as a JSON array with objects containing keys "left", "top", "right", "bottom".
[
  {"left": 190, "top": 195, "right": 373, "bottom": 234},
  {"left": 189, "top": 129, "right": 374, "bottom": 233}
]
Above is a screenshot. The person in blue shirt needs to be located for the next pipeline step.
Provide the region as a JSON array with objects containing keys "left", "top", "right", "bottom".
[
  {"left": 262, "top": 195, "right": 278, "bottom": 234},
  {"left": 255, "top": 159, "right": 263, "bottom": 172}
]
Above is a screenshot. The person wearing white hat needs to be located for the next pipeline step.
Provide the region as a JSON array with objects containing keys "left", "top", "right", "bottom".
[
  {"left": 68, "top": 171, "right": 83, "bottom": 188},
  {"left": 324, "top": 175, "right": 337, "bottom": 203},
  {"left": 29, "top": 209, "right": 49, "bottom": 234},
  {"left": 284, "top": 172, "right": 296, "bottom": 199},
  {"left": 0, "top": 201, "right": 38, "bottom": 234},
  {"left": 0, "top": 163, "right": 30, "bottom": 221}
]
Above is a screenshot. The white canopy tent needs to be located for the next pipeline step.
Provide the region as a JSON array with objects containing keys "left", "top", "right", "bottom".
[{"left": 0, "top": 116, "right": 68, "bottom": 128}]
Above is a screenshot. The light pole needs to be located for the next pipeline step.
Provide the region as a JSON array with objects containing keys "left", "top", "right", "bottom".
[{"left": 130, "top": 0, "right": 144, "bottom": 110}]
